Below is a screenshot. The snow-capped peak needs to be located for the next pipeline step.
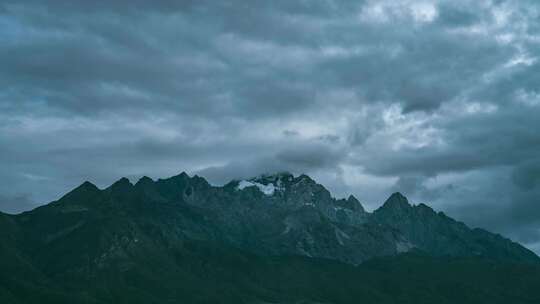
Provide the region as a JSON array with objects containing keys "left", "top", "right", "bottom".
[
  {"left": 235, "top": 172, "right": 294, "bottom": 196},
  {"left": 237, "top": 180, "right": 277, "bottom": 195}
]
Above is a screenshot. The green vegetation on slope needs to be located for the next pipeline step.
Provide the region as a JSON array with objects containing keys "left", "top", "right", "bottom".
[{"left": 2, "top": 240, "right": 540, "bottom": 304}]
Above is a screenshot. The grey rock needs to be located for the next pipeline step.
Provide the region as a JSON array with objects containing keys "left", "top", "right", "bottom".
[{"left": 3, "top": 172, "right": 538, "bottom": 270}]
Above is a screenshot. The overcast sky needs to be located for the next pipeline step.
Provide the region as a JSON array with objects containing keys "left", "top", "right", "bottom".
[{"left": 1, "top": 0, "right": 539, "bottom": 253}]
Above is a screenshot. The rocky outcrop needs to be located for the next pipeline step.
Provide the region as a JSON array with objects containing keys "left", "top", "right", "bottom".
[{"left": 4, "top": 172, "right": 538, "bottom": 271}]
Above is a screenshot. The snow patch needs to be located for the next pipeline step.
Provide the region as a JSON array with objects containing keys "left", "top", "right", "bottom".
[
  {"left": 237, "top": 180, "right": 276, "bottom": 195},
  {"left": 237, "top": 180, "right": 255, "bottom": 190}
]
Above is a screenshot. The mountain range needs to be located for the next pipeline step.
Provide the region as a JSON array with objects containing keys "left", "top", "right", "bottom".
[{"left": 1, "top": 172, "right": 539, "bottom": 303}]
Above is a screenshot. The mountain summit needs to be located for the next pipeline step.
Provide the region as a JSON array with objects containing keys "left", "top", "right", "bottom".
[
  {"left": 11, "top": 172, "right": 539, "bottom": 264},
  {"left": 1, "top": 172, "right": 539, "bottom": 303}
]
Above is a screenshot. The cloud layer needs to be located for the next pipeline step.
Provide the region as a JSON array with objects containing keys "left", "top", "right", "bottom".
[{"left": 1, "top": 0, "right": 539, "bottom": 253}]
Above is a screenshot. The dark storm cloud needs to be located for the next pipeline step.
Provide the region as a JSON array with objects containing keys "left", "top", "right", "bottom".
[
  {"left": 198, "top": 140, "right": 347, "bottom": 185},
  {"left": 513, "top": 159, "right": 540, "bottom": 190},
  {"left": 435, "top": 3, "right": 478, "bottom": 27},
  {"left": 1, "top": 0, "right": 540, "bottom": 253}
]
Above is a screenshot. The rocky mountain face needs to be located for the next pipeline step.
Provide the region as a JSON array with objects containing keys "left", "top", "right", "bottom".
[
  {"left": 372, "top": 192, "right": 535, "bottom": 261},
  {"left": 6, "top": 172, "right": 538, "bottom": 265},
  {"left": 1, "top": 172, "right": 539, "bottom": 303}
]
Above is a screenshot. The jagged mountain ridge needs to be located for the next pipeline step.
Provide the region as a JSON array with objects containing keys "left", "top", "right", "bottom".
[
  {"left": 1, "top": 171, "right": 540, "bottom": 303},
  {"left": 7, "top": 171, "right": 537, "bottom": 266}
]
